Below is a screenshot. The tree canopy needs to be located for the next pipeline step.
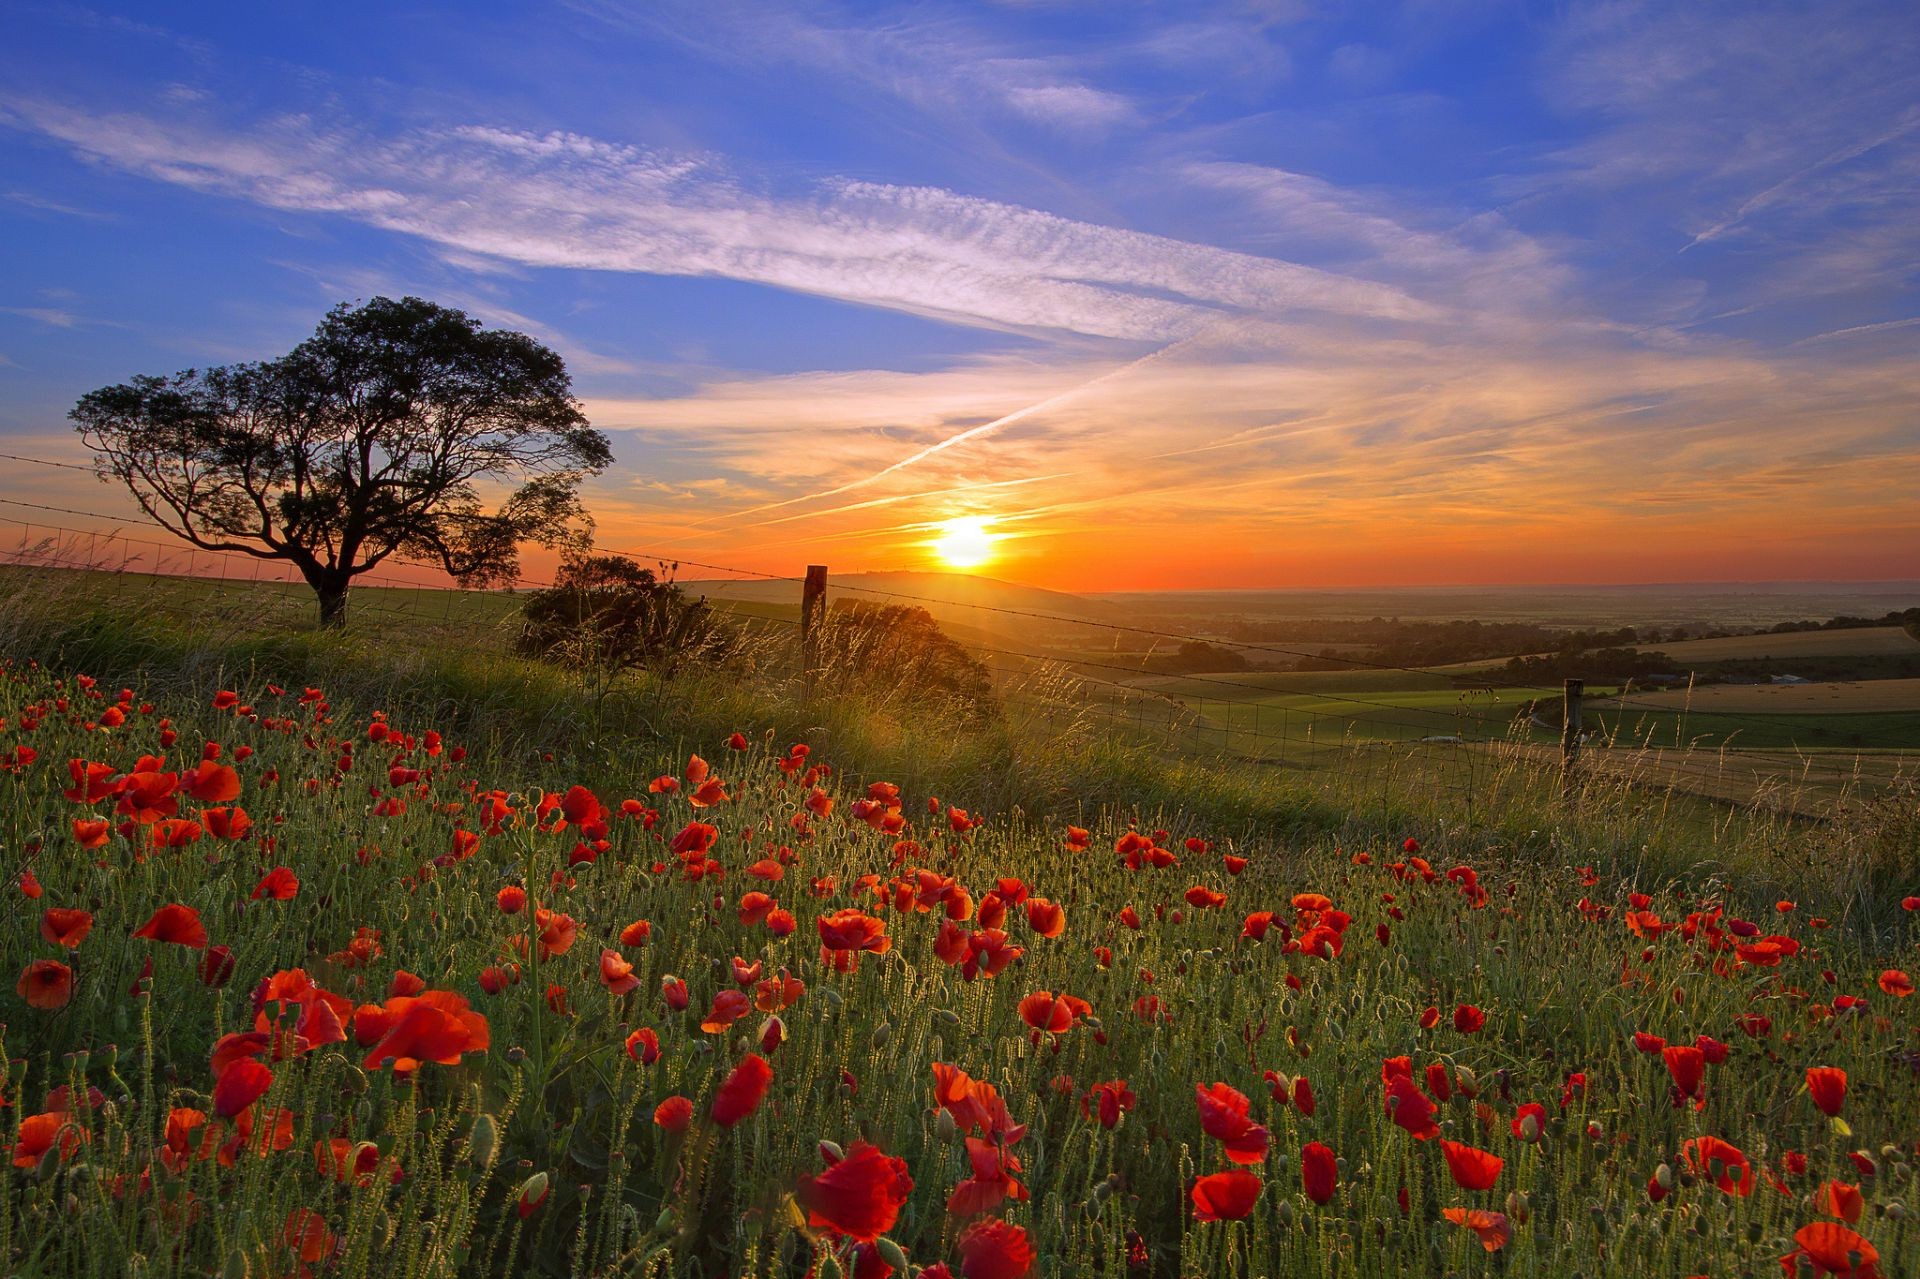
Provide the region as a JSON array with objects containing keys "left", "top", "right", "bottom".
[{"left": 71, "top": 296, "right": 612, "bottom": 625}]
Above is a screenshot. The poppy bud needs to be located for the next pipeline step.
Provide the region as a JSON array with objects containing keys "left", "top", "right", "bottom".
[
  {"left": 875, "top": 1238, "right": 908, "bottom": 1271},
  {"left": 517, "top": 1171, "right": 549, "bottom": 1217},
  {"left": 654, "top": 1208, "right": 677, "bottom": 1233},
  {"left": 816, "top": 1139, "right": 845, "bottom": 1163},
  {"left": 933, "top": 1009, "right": 960, "bottom": 1028},
  {"left": 758, "top": 1016, "right": 786, "bottom": 1054},
  {"left": 470, "top": 1114, "right": 498, "bottom": 1168},
  {"left": 870, "top": 1022, "right": 892, "bottom": 1049},
  {"left": 1277, "top": 1199, "right": 1295, "bottom": 1227},
  {"left": 823, "top": 989, "right": 843, "bottom": 1010},
  {"left": 1519, "top": 1113, "right": 1540, "bottom": 1143},
  {"left": 1654, "top": 1163, "right": 1674, "bottom": 1190},
  {"left": 1454, "top": 1065, "right": 1478, "bottom": 1098},
  {"left": 936, "top": 1109, "right": 958, "bottom": 1142}
]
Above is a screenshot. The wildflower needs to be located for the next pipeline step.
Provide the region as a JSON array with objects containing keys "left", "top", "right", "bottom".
[
  {"left": 711, "top": 1053, "right": 773, "bottom": 1126},
  {"left": 1191, "top": 1169, "right": 1262, "bottom": 1221},
  {"left": 1301, "top": 1140, "right": 1337, "bottom": 1204}
]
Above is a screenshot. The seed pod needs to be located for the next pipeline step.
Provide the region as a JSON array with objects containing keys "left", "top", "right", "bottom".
[{"left": 870, "top": 1022, "right": 892, "bottom": 1050}]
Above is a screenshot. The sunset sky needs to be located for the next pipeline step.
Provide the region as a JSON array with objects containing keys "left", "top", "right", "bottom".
[{"left": 1, "top": 2, "right": 1916, "bottom": 591}]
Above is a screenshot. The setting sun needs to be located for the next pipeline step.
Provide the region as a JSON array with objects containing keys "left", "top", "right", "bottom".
[{"left": 932, "top": 516, "right": 997, "bottom": 570}]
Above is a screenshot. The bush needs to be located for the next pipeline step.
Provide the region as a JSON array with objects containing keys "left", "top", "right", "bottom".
[
  {"left": 516, "top": 554, "right": 733, "bottom": 674},
  {"left": 818, "top": 600, "right": 994, "bottom": 721}
]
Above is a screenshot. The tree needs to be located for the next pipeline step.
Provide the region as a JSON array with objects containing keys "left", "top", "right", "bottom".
[
  {"left": 71, "top": 296, "right": 612, "bottom": 626},
  {"left": 516, "top": 553, "right": 733, "bottom": 674},
  {"left": 820, "top": 600, "right": 995, "bottom": 720}
]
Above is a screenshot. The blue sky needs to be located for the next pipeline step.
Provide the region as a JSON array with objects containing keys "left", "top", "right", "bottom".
[{"left": 1, "top": 2, "right": 1916, "bottom": 588}]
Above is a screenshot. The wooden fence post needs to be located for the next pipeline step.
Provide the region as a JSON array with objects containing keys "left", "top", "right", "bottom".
[
  {"left": 1561, "top": 677, "right": 1584, "bottom": 801},
  {"left": 800, "top": 565, "right": 827, "bottom": 703}
]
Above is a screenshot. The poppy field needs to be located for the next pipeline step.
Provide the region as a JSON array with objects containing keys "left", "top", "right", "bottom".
[{"left": 2, "top": 665, "right": 1916, "bottom": 1279}]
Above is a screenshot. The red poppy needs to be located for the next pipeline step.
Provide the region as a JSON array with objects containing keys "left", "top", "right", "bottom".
[
  {"left": 1017, "top": 990, "right": 1092, "bottom": 1036},
  {"left": 957, "top": 1218, "right": 1034, "bottom": 1279},
  {"left": 599, "top": 949, "right": 640, "bottom": 996},
  {"left": 16, "top": 959, "right": 73, "bottom": 1009},
  {"left": 214, "top": 1058, "right": 274, "bottom": 1118},
  {"left": 360, "top": 991, "right": 490, "bottom": 1072},
  {"left": 1082, "top": 1080, "right": 1135, "bottom": 1129},
  {"left": 1384, "top": 1073, "right": 1440, "bottom": 1140},
  {"left": 12, "top": 1110, "right": 86, "bottom": 1169},
  {"left": 1301, "top": 1140, "right": 1337, "bottom": 1204},
  {"left": 1441, "top": 1139, "right": 1503, "bottom": 1191},
  {"left": 39, "top": 908, "right": 92, "bottom": 948},
  {"left": 132, "top": 902, "right": 208, "bottom": 948},
  {"left": 625, "top": 1027, "right": 661, "bottom": 1064},
  {"left": 1806, "top": 1066, "right": 1847, "bottom": 1117},
  {"left": 182, "top": 760, "right": 241, "bottom": 804},
  {"left": 1184, "top": 885, "right": 1226, "bottom": 909},
  {"left": 1453, "top": 1004, "right": 1486, "bottom": 1034},
  {"left": 1681, "top": 1135, "right": 1753, "bottom": 1196},
  {"left": 817, "top": 909, "right": 891, "bottom": 971},
  {"left": 1879, "top": 969, "right": 1912, "bottom": 997},
  {"left": 701, "top": 988, "right": 752, "bottom": 1033},
  {"left": 251, "top": 867, "right": 300, "bottom": 901},
  {"left": 1662, "top": 1044, "right": 1707, "bottom": 1109},
  {"left": 1819, "top": 1181, "right": 1865, "bottom": 1224},
  {"left": 653, "top": 1096, "right": 693, "bottom": 1132},
  {"left": 535, "top": 909, "right": 577, "bottom": 959},
  {"left": 1195, "top": 1082, "right": 1269, "bottom": 1165},
  {"left": 1442, "top": 1207, "right": 1512, "bottom": 1252},
  {"left": 1787, "top": 1221, "right": 1882, "bottom": 1276},
  {"left": 202, "top": 806, "right": 252, "bottom": 840},
  {"left": 1024, "top": 898, "right": 1065, "bottom": 938},
  {"left": 710, "top": 1053, "right": 773, "bottom": 1127},
  {"left": 1191, "top": 1169, "right": 1262, "bottom": 1221},
  {"left": 72, "top": 818, "right": 111, "bottom": 849},
  {"left": 797, "top": 1140, "right": 914, "bottom": 1242}
]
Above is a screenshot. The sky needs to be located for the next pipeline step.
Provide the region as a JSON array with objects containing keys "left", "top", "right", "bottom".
[{"left": 1, "top": 1, "right": 1917, "bottom": 592}]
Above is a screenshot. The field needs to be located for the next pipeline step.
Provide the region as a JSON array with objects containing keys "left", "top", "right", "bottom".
[
  {"left": 1629, "top": 628, "right": 1920, "bottom": 664},
  {"left": 1, "top": 661, "right": 1916, "bottom": 1279}
]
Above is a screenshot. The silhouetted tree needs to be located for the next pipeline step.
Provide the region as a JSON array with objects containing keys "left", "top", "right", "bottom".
[
  {"left": 516, "top": 553, "right": 733, "bottom": 673},
  {"left": 72, "top": 296, "right": 611, "bottom": 626}
]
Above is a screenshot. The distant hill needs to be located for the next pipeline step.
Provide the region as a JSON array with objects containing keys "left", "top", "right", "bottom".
[{"left": 680, "top": 570, "right": 1119, "bottom": 642}]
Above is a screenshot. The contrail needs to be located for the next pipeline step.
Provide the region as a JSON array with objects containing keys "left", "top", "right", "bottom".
[{"left": 713, "top": 331, "right": 1211, "bottom": 523}]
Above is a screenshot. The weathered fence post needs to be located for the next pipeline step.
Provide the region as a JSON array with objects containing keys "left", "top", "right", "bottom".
[
  {"left": 799, "top": 564, "right": 827, "bottom": 703},
  {"left": 1561, "top": 677, "right": 1584, "bottom": 801}
]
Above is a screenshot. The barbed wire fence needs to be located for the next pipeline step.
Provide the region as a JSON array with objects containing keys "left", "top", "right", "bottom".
[{"left": 2, "top": 453, "right": 1913, "bottom": 821}]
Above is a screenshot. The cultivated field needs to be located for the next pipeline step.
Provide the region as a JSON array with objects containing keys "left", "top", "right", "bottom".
[{"left": 1630, "top": 627, "right": 1920, "bottom": 664}]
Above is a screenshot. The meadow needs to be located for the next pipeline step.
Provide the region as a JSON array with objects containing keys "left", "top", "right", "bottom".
[{"left": 1, "top": 567, "right": 1918, "bottom": 1279}]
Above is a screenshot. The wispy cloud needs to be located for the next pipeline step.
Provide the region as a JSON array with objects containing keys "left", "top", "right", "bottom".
[{"left": 0, "top": 95, "right": 1438, "bottom": 341}]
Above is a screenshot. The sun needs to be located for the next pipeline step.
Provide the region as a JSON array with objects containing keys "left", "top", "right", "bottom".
[{"left": 932, "top": 516, "right": 998, "bottom": 570}]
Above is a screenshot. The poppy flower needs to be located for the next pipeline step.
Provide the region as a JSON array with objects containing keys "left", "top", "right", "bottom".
[
  {"left": 1441, "top": 1139, "right": 1504, "bottom": 1190},
  {"left": 1789, "top": 1221, "right": 1883, "bottom": 1277},
  {"left": 625, "top": 1027, "right": 661, "bottom": 1064},
  {"left": 1806, "top": 1066, "right": 1847, "bottom": 1117},
  {"left": 1024, "top": 898, "right": 1065, "bottom": 938},
  {"left": 957, "top": 1218, "right": 1034, "bottom": 1279},
  {"left": 796, "top": 1140, "right": 913, "bottom": 1242},
  {"left": 72, "top": 818, "right": 111, "bottom": 849},
  {"left": 1018, "top": 990, "right": 1092, "bottom": 1036},
  {"left": 1301, "top": 1140, "right": 1337, "bottom": 1204},
  {"left": 1681, "top": 1135, "right": 1753, "bottom": 1196},
  {"left": 16, "top": 959, "right": 73, "bottom": 1009},
  {"left": 1191, "top": 1169, "right": 1262, "bottom": 1221},
  {"left": 496, "top": 886, "right": 526, "bottom": 914},
  {"left": 1082, "top": 1080, "right": 1135, "bottom": 1129},
  {"left": 1819, "top": 1181, "right": 1865, "bottom": 1224},
  {"left": 39, "top": 908, "right": 92, "bottom": 948},
  {"left": 598, "top": 949, "right": 640, "bottom": 996},
  {"left": 1195, "top": 1082, "right": 1269, "bottom": 1165},
  {"left": 534, "top": 909, "right": 577, "bottom": 959},
  {"left": 12, "top": 1110, "right": 86, "bottom": 1169},
  {"left": 1184, "top": 885, "right": 1226, "bottom": 909},
  {"left": 202, "top": 806, "right": 252, "bottom": 840},
  {"left": 710, "top": 1053, "right": 773, "bottom": 1127},
  {"left": 1879, "top": 969, "right": 1913, "bottom": 998},
  {"left": 1384, "top": 1073, "right": 1440, "bottom": 1140},
  {"left": 1510, "top": 1102, "right": 1548, "bottom": 1143},
  {"left": 132, "top": 902, "right": 208, "bottom": 948},
  {"left": 360, "top": 991, "right": 490, "bottom": 1072},
  {"left": 1453, "top": 1004, "right": 1486, "bottom": 1034},
  {"left": 700, "top": 988, "right": 752, "bottom": 1033},
  {"left": 1662, "top": 1044, "right": 1707, "bottom": 1109},
  {"left": 251, "top": 867, "right": 300, "bottom": 901},
  {"left": 817, "top": 909, "right": 891, "bottom": 971},
  {"left": 63, "top": 759, "right": 120, "bottom": 804},
  {"left": 213, "top": 1058, "right": 275, "bottom": 1118},
  {"left": 653, "top": 1096, "right": 693, "bottom": 1132},
  {"left": 182, "top": 761, "right": 241, "bottom": 804},
  {"left": 1441, "top": 1207, "right": 1512, "bottom": 1252}
]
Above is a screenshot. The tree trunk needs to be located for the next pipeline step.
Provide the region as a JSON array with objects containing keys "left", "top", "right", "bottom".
[{"left": 312, "top": 571, "right": 351, "bottom": 629}]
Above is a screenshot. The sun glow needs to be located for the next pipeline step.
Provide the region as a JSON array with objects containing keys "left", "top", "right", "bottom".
[{"left": 931, "top": 516, "right": 998, "bottom": 569}]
